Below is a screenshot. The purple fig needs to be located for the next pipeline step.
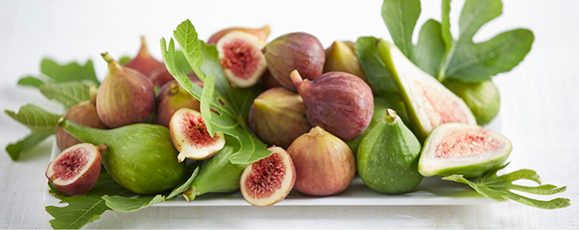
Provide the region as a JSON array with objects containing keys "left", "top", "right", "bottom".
[
  {"left": 155, "top": 77, "right": 202, "bottom": 128},
  {"left": 291, "top": 70, "right": 374, "bottom": 142},
  {"left": 262, "top": 32, "right": 325, "bottom": 91},
  {"left": 125, "top": 36, "right": 174, "bottom": 86},
  {"left": 97, "top": 52, "right": 156, "bottom": 128}
]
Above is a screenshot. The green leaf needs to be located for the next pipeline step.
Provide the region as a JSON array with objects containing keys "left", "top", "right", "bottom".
[
  {"left": 46, "top": 172, "right": 134, "bottom": 229},
  {"left": 41, "top": 59, "right": 100, "bottom": 85},
  {"left": 438, "top": 0, "right": 534, "bottom": 82},
  {"left": 381, "top": 0, "right": 421, "bottom": 58},
  {"left": 39, "top": 81, "right": 93, "bottom": 109},
  {"left": 174, "top": 50, "right": 193, "bottom": 74},
  {"left": 5, "top": 132, "right": 51, "bottom": 160},
  {"left": 118, "top": 56, "right": 131, "bottom": 65},
  {"left": 4, "top": 104, "right": 61, "bottom": 134},
  {"left": 442, "top": 164, "right": 571, "bottom": 210},
  {"left": 412, "top": 19, "right": 446, "bottom": 77},
  {"left": 441, "top": 0, "right": 453, "bottom": 50},
  {"left": 161, "top": 19, "right": 271, "bottom": 165},
  {"left": 17, "top": 76, "right": 46, "bottom": 88},
  {"left": 355, "top": 36, "right": 400, "bottom": 97}
]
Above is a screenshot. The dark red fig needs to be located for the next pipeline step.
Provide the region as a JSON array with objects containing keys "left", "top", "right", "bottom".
[
  {"left": 260, "top": 70, "right": 283, "bottom": 89},
  {"left": 263, "top": 32, "right": 325, "bottom": 91},
  {"left": 291, "top": 70, "right": 374, "bottom": 142},
  {"left": 46, "top": 143, "right": 106, "bottom": 196},
  {"left": 240, "top": 146, "right": 296, "bottom": 206},
  {"left": 155, "top": 77, "right": 202, "bottom": 128},
  {"left": 125, "top": 36, "right": 174, "bottom": 86},
  {"left": 207, "top": 25, "right": 271, "bottom": 45},
  {"left": 97, "top": 52, "right": 156, "bottom": 128},
  {"left": 216, "top": 31, "right": 268, "bottom": 88},
  {"left": 169, "top": 108, "right": 226, "bottom": 161},
  {"left": 56, "top": 86, "right": 107, "bottom": 151}
]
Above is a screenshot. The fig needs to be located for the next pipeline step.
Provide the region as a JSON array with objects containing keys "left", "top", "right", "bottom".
[
  {"left": 207, "top": 25, "right": 271, "bottom": 45},
  {"left": 418, "top": 123, "right": 512, "bottom": 178},
  {"left": 155, "top": 77, "right": 202, "bottom": 128},
  {"left": 169, "top": 108, "right": 226, "bottom": 162},
  {"left": 97, "top": 52, "right": 156, "bottom": 128},
  {"left": 57, "top": 118, "right": 187, "bottom": 194},
  {"left": 56, "top": 85, "right": 107, "bottom": 151},
  {"left": 248, "top": 87, "right": 311, "bottom": 149},
  {"left": 291, "top": 70, "right": 374, "bottom": 142},
  {"left": 125, "top": 36, "right": 174, "bottom": 86},
  {"left": 346, "top": 97, "right": 391, "bottom": 155},
  {"left": 263, "top": 32, "right": 325, "bottom": 91},
  {"left": 443, "top": 79, "right": 500, "bottom": 126},
  {"left": 216, "top": 31, "right": 268, "bottom": 88},
  {"left": 376, "top": 39, "right": 476, "bottom": 141},
  {"left": 287, "top": 126, "right": 356, "bottom": 196},
  {"left": 323, "top": 40, "right": 368, "bottom": 82},
  {"left": 358, "top": 109, "right": 423, "bottom": 194},
  {"left": 260, "top": 70, "right": 283, "bottom": 89},
  {"left": 240, "top": 146, "right": 296, "bottom": 206},
  {"left": 46, "top": 143, "right": 105, "bottom": 196}
]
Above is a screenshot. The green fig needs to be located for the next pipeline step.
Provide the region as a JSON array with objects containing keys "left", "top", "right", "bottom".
[
  {"left": 376, "top": 39, "right": 476, "bottom": 142},
  {"left": 357, "top": 109, "right": 423, "bottom": 194},
  {"left": 57, "top": 118, "right": 187, "bottom": 194},
  {"left": 418, "top": 123, "right": 512, "bottom": 178},
  {"left": 97, "top": 52, "right": 156, "bottom": 128},
  {"left": 443, "top": 79, "right": 500, "bottom": 126},
  {"left": 323, "top": 40, "right": 368, "bottom": 82}
]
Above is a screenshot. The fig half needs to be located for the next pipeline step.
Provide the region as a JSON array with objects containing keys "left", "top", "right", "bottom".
[
  {"left": 216, "top": 31, "right": 267, "bottom": 88},
  {"left": 46, "top": 143, "right": 106, "bottom": 196},
  {"left": 240, "top": 146, "right": 296, "bottom": 206},
  {"left": 169, "top": 108, "right": 226, "bottom": 161},
  {"left": 207, "top": 25, "right": 271, "bottom": 45},
  {"left": 418, "top": 123, "right": 512, "bottom": 177}
]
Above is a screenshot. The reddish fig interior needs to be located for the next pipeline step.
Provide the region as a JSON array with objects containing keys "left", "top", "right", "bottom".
[
  {"left": 435, "top": 129, "right": 502, "bottom": 159},
  {"left": 415, "top": 81, "right": 468, "bottom": 127},
  {"left": 244, "top": 153, "right": 286, "bottom": 199},
  {"left": 52, "top": 148, "right": 90, "bottom": 181},
  {"left": 220, "top": 40, "right": 260, "bottom": 80},
  {"left": 181, "top": 113, "right": 219, "bottom": 148}
]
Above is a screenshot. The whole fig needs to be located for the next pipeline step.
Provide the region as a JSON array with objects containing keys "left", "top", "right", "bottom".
[
  {"left": 324, "top": 40, "right": 367, "bottom": 82},
  {"left": 97, "top": 52, "right": 156, "bottom": 128},
  {"left": 263, "top": 32, "right": 325, "bottom": 91},
  {"left": 443, "top": 79, "right": 500, "bottom": 126},
  {"left": 287, "top": 126, "right": 355, "bottom": 196},
  {"left": 291, "top": 70, "right": 374, "bottom": 142},
  {"left": 248, "top": 87, "right": 311, "bottom": 149},
  {"left": 155, "top": 77, "right": 202, "bottom": 128},
  {"left": 125, "top": 37, "right": 174, "bottom": 86}
]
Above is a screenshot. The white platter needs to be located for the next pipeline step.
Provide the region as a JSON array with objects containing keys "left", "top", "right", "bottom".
[{"left": 43, "top": 113, "right": 503, "bottom": 207}]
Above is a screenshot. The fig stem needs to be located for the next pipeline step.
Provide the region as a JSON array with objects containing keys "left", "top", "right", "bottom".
[
  {"left": 57, "top": 117, "right": 68, "bottom": 129},
  {"left": 169, "top": 82, "right": 180, "bottom": 95},
  {"left": 183, "top": 187, "right": 197, "bottom": 202},
  {"left": 384, "top": 109, "right": 397, "bottom": 126},
  {"left": 89, "top": 85, "right": 98, "bottom": 105},
  {"left": 96, "top": 143, "right": 109, "bottom": 152},
  {"left": 101, "top": 52, "right": 115, "bottom": 64},
  {"left": 138, "top": 36, "right": 152, "bottom": 58},
  {"left": 290, "top": 70, "right": 303, "bottom": 89}
]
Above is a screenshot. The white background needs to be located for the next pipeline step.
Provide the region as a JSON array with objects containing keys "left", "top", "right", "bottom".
[{"left": 1, "top": 0, "right": 578, "bottom": 228}]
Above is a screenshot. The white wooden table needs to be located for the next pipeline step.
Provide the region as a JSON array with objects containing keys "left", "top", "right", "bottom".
[{"left": 1, "top": 0, "right": 577, "bottom": 228}]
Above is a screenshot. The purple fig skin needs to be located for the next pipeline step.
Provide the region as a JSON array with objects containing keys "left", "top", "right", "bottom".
[
  {"left": 262, "top": 32, "right": 325, "bottom": 92},
  {"left": 97, "top": 52, "right": 156, "bottom": 128},
  {"left": 56, "top": 101, "right": 107, "bottom": 151},
  {"left": 125, "top": 36, "right": 174, "bottom": 87},
  {"left": 155, "top": 78, "right": 202, "bottom": 128},
  {"left": 260, "top": 70, "right": 283, "bottom": 89},
  {"left": 248, "top": 88, "right": 311, "bottom": 149},
  {"left": 291, "top": 70, "right": 374, "bottom": 142}
]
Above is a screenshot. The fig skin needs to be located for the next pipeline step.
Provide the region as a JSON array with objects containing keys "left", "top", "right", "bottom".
[
  {"left": 97, "top": 52, "right": 156, "bottom": 128},
  {"left": 169, "top": 108, "right": 226, "bottom": 161},
  {"left": 216, "top": 31, "right": 267, "bottom": 88},
  {"left": 260, "top": 70, "right": 283, "bottom": 89},
  {"left": 287, "top": 126, "right": 356, "bottom": 196},
  {"left": 240, "top": 146, "right": 296, "bottom": 206},
  {"left": 155, "top": 77, "right": 202, "bottom": 128},
  {"left": 443, "top": 79, "right": 500, "bottom": 126},
  {"left": 207, "top": 25, "right": 271, "bottom": 45},
  {"left": 291, "top": 70, "right": 374, "bottom": 142},
  {"left": 324, "top": 40, "right": 368, "bottom": 82},
  {"left": 248, "top": 87, "right": 311, "bottom": 149},
  {"left": 56, "top": 86, "right": 107, "bottom": 151},
  {"left": 263, "top": 32, "right": 325, "bottom": 91},
  {"left": 125, "top": 36, "right": 174, "bottom": 87},
  {"left": 46, "top": 143, "right": 106, "bottom": 196}
]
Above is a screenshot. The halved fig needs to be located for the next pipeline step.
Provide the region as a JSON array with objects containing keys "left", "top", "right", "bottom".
[
  {"left": 240, "top": 146, "right": 296, "bottom": 206},
  {"left": 418, "top": 123, "right": 512, "bottom": 177},
  {"left": 207, "top": 25, "right": 271, "bottom": 45},
  {"left": 376, "top": 40, "right": 476, "bottom": 142},
  {"left": 216, "top": 31, "right": 267, "bottom": 88},
  {"left": 45, "top": 143, "right": 106, "bottom": 196},
  {"left": 169, "top": 108, "right": 226, "bottom": 162}
]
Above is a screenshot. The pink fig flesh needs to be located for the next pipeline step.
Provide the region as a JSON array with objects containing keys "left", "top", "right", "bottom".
[
  {"left": 217, "top": 31, "right": 267, "bottom": 88},
  {"left": 169, "top": 108, "right": 225, "bottom": 161}
]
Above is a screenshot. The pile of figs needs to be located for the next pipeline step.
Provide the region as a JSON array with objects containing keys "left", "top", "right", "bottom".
[{"left": 46, "top": 25, "right": 510, "bottom": 208}]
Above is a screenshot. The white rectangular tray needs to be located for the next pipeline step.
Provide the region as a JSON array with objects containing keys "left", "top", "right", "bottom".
[{"left": 44, "top": 113, "right": 503, "bottom": 207}]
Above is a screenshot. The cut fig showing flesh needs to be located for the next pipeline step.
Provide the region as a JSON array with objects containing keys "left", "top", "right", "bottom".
[
  {"left": 169, "top": 108, "right": 226, "bottom": 161},
  {"left": 418, "top": 123, "right": 512, "bottom": 178},
  {"left": 376, "top": 40, "right": 476, "bottom": 142},
  {"left": 46, "top": 143, "right": 106, "bottom": 196},
  {"left": 216, "top": 31, "right": 267, "bottom": 88},
  {"left": 240, "top": 146, "right": 296, "bottom": 207}
]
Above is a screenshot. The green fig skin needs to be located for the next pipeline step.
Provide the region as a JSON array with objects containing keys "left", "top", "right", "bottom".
[
  {"left": 57, "top": 118, "right": 187, "bottom": 195},
  {"left": 357, "top": 109, "right": 423, "bottom": 194},
  {"left": 55, "top": 101, "right": 107, "bottom": 151},
  {"left": 184, "top": 136, "right": 246, "bottom": 201},
  {"left": 323, "top": 40, "right": 368, "bottom": 82},
  {"left": 443, "top": 79, "right": 500, "bottom": 126}
]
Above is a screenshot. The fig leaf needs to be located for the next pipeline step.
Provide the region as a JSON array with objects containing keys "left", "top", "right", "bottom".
[
  {"left": 5, "top": 132, "right": 51, "bottom": 161},
  {"left": 39, "top": 81, "right": 94, "bottom": 109},
  {"left": 40, "top": 59, "right": 100, "bottom": 86},
  {"left": 161, "top": 19, "right": 271, "bottom": 165},
  {"left": 4, "top": 104, "right": 61, "bottom": 134},
  {"left": 442, "top": 163, "right": 571, "bottom": 210}
]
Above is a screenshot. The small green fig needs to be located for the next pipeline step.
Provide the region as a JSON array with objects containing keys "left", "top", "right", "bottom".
[
  {"left": 443, "top": 79, "right": 500, "bottom": 126},
  {"left": 324, "top": 40, "right": 367, "bottom": 82}
]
